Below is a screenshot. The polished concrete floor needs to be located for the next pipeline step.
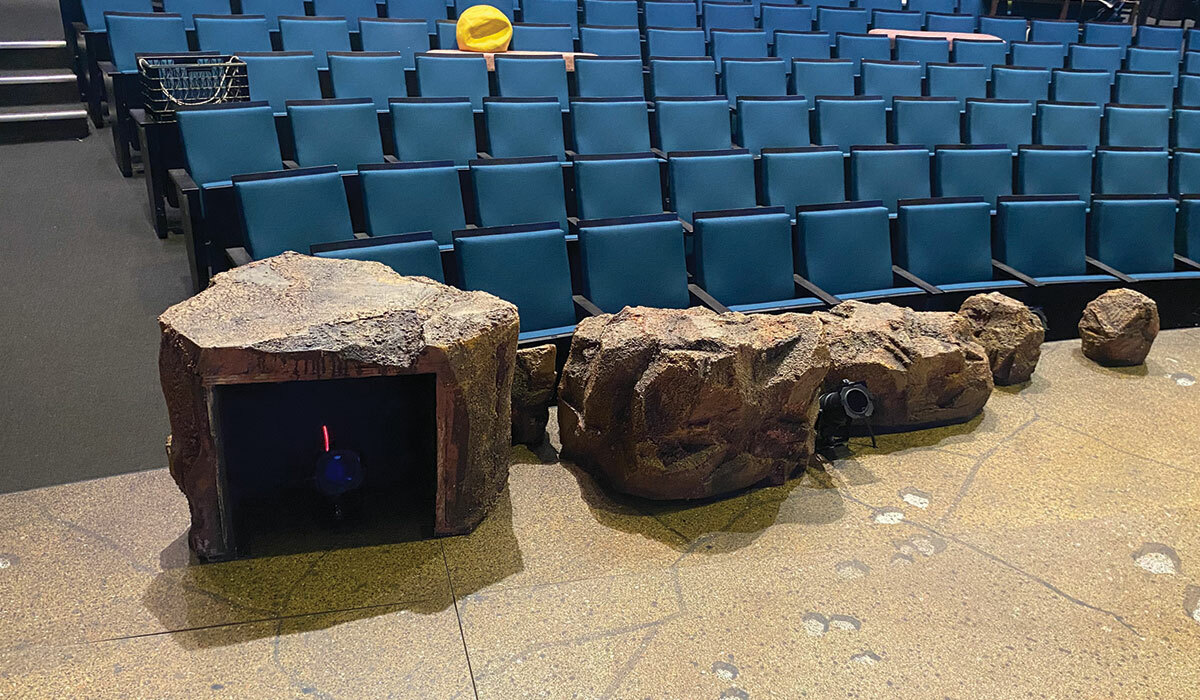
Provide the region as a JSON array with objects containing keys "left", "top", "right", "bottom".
[{"left": 1, "top": 328, "right": 1198, "bottom": 698}]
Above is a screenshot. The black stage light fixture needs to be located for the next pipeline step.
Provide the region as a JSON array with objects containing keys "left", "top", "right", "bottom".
[
  {"left": 313, "top": 425, "right": 364, "bottom": 519},
  {"left": 816, "top": 379, "right": 877, "bottom": 456}
]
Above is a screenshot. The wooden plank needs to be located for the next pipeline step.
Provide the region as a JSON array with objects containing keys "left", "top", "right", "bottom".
[
  {"left": 425, "top": 49, "right": 597, "bottom": 71},
  {"left": 867, "top": 28, "right": 1004, "bottom": 47}
]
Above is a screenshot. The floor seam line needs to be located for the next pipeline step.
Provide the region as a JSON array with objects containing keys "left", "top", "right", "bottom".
[{"left": 441, "top": 541, "right": 481, "bottom": 700}]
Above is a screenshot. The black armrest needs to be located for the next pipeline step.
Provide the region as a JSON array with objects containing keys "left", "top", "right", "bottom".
[
  {"left": 225, "top": 247, "right": 252, "bottom": 267},
  {"left": 892, "top": 265, "right": 943, "bottom": 294},
  {"left": 352, "top": 232, "right": 371, "bottom": 239},
  {"left": 169, "top": 167, "right": 198, "bottom": 195},
  {"left": 650, "top": 147, "right": 668, "bottom": 160},
  {"left": 476, "top": 151, "right": 492, "bottom": 159},
  {"left": 282, "top": 159, "right": 300, "bottom": 170},
  {"left": 992, "top": 259, "right": 1042, "bottom": 287},
  {"left": 98, "top": 60, "right": 118, "bottom": 77},
  {"left": 688, "top": 283, "right": 731, "bottom": 313},
  {"left": 1175, "top": 253, "right": 1200, "bottom": 271},
  {"left": 680, "top": 219, "right": 693, "bottom": 234},
  {"left": 129, "top": 108, "right": 149, "bottom": 126},
  {"left": 793, "top": 273, "right": 842, "bottom": 307},
  {"left": 573, "top": 294, "right": 604, "bottom": 317},
  {"left": 383, "top": 155, "right": 399, "bottom": 164},
  {"left": 1085, "top": 256, "right": 1136, "bottom": 283}
]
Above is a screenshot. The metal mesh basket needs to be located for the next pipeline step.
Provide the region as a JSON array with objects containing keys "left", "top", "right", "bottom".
[{"left": 139, "top": 54, "right": 249, "bottom": 121}]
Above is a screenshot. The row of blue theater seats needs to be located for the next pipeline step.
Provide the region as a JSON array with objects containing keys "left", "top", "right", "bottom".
[{"left": 227, "top": 163, "right": 1200, "bottom": 341}]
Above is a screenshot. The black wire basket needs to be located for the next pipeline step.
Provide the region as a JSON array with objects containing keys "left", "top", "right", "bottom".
[{"left": 139, "top": 54, "right": 249, "bottom": 122}]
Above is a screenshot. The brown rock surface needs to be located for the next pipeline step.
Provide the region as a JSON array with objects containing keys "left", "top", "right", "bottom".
[
  {"left": 159, "top": 252, "right": 518, "bottom": 559},
  {"left": 557, "top": 306, "right": 830, "bottom": 500},
  {"left": 958, "top": 292, "right": 1045, "bottom": 385},
  {"left": 1079, "top": 288, "right": 1160, "bottom": 366},
  {"left": 512, "top": 344, "right": 557, "bottom": 445},
  {"left": 817, "top": 301, "right": 993, "bottom": 431}
]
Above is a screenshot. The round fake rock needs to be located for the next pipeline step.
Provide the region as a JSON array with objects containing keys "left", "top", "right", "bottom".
[
  {"left": 957, "top": 292, "right": 1045, "bottom": 386},
  {"left": 456, "top": 5, "right": 512, "bottom": 52},
  {"left": 1079, "top": 288, "right": 1160, "bottom": 367}
]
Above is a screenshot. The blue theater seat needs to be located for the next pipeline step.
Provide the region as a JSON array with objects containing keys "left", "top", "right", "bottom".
[
  {"left": 1017, "top": 145, "right": 1093, "bottom": 201},
  {"left": 358, "top": 161, "right": 465, "bottom": 244},
  {"left": 926, "top": 62, "right": 988, "bottom": 109},
  {"left": 667, "top": 149, "right": 757, "bottom": 223},
  {"left": 483, "top": 97, "right": 566, "bottom": 160},
  {"left": 579, "top": 26, "right": 642, "bottom": 56},
  {"left": 312, "top": 0, "right": 380, "bottom": 30},
  {"left": 711, "top": 29, "right": 769, "bottom": 66},
  {"left": 978, "top": 16, "right": 1027, "bottom": 44},
  {"left": 241, "top": 52, "right": 322, "bottom": 115},
  {"left": 907, "top": 0, "right": 955, "bottom": 17},
  {"left": 816, "top": 7, "right": 868, "bottom": 44},
  {"left": 328, "top": 52, "right": 408, "bottom": 110},
  {"left": 1089, "top": 195, "right": 1200, "bottom": 280},
  {"left": 570, "top": 98, "right": 652, "bottom": 155},
  {"left": 761, "top": 4, "right": 814, "bottom": 42},
  {"left": 815, "top": 95, "right": 886, "bottom": 153},
  {"left": 1068, "top": 43, "right": 1123, "bottom": 79},
  {"left": 415, "top": 53, "right": 489, "bottom": 110},
  {"left": 1181, "top": 74, "right": 1200, "bottom": 107},
  {"left": 574, "top": 56, "right": 645, "bottom": 98},
  {"left": 240, "top": 0, "right": 306, "bottom": 31},
  {"left": 835, "top": 32, "right": 890, "bottom": 74},
  {"left": 966, "top": 98, "right": 1032, "bottom": 153},
  {"left": 774, "top": 32, "right": 833, "bottom": 63},
  {"left": 1050, "top": 68, "right": 1111, "bottom": 105},
  {"left": 1030, "top": 19, "right": 1078, "bottom": 47},
  {"left": 389, "top": 97, "right": 477, "bottom": 165},
  {"left": 104, "top": 11, "right": 188, "bottom": 73},
  {"left": 311, "top": 232, "right": 446, "bottom": 282},
  {"left": 761, "top": 146, "right": 846, "bottom": 213},
  {"left": 934, "top": 145, "right": 1011, "bottom": 209},
  {"left": 1126, "top": 46, "right": 1180, "bottom": 78},
  {"left": 278, "top": 16, "right": 351, "bottom": 69},
  {"left": 1103, "top": 103, "right": 1170, "bottom": 149},
  {"left": 1174, "top": 107, "right": 1200, "bottom": 149},
  {"left": 583, "top": 0, "right": 639, "bottom": 27},
  {"left": 1010, "top": 41, "right": 1067, "bottom": 70},
  {"left": 1135, "top": 25, "right": 1184, "bottom": 51},
  {"left": 1172, "top": 148, "right": 1200, "bottom": 194},
  {"left": 81, "top": 0, "right": 151, "bottom": 31},
  {"left": 510, "top": 23, "right": 575, "bottom": 52},
  {"left": 456, "top": 0, "right": 516, "bottom": 21},
  {"left": 721, "top": 58, "right": 788, "bottom": 106},
  {"left": 1036, "top": 101, "right": 1102, "bottom": 150},
  {"left": 522, "top": 0, "right": 579, "bottom": 37},
  {"left": 857, "top": 0, "right": 902, "bottom": 13},
  {"left": 860, "top": 60, "right": 923, "bottom": 107},
  {"left": 470, "top": 156, "right": 569, "bottom": 229},
  {"left": 359, "top": 21, "right": 429, "bottom": 68},
  {"left": 794, "top": 201, "right": 926, "bottom": 301},
  {"left": 736, "top": 96, "right": 811, "bottom": 154},
  {"left": 454, "top": 223, "right": 579, "bottom": 342},
  {"left": 286, "top": 98, "right": 386, "bottom": 171},
  {"left": 925, "top": 13, "right": 976, "bottom": 34},
  {"left": 576, "top": 213, "right": 692, "bottom": 311},
  {"left": 655, "top": 96, "right": 732, "bottom": 153},
  {"left": 895, "top": 196, "right": 1025, "bottom": 292},
  {"left": 646, "top": 28, "right": 706, "bottom": 58},
  {"left": 1082, "top": 22, "right": 1132, "bottom": 50},
  {"left": 644, "top": 1, "right": 701, "bottom": 29},
  {"left": 993, "top": 195, "right": 1112, "bottom": 284},
  {"left": 1179, "top": 196, "right": 1200, "bottom": 258},
  {"left": 872, "top": 10, "right": 924, "bottom": 32},
  {"left": 177, "top": 101, "right": 283, "bottom": 190},
  {"left": 232, "top": 166, "right": 354, "bottom": 260},
  {"left": 895, "top": 36, "right": 950, "bottom": 67},
  {"left": 1094, "top": 147, "right": 1169, "bottom": 195},
  {"left": 849, "top": 145, "right": 931, "bottom": 214},
  {"left": 789, "top": 59, "right": 854, "bottom": 110},
  {"left": 692, "top": 207, "right": 825, "bottom": 312},
  {"left": 953, "top": 38, "right": 1007, "bottom": 76},
  {"left": 703, "top": 1, "right": 755, "bottom": 38},
  {"left": 494, "top": 55, "right": 570, "bottom": 109},
  {"left": 573, "top": 153, "right": 665, "bottom": 220},
  {"left": 649, "top": 58, "right": 718, "bottom": 98},
  {"left": 385, "top": 0, "right": 446, "bottom": 33},
  {"left": 193, "top": 15, "right": 273, "bottom": 54},
  {"left": 892, "top": 97, "right": 962, "bottom": 153},
  {"left": 991, "top": 65, "right": 1051, "bottom": 112},
  {"left": 1113, "top": 70, "right": 1176, "bottom": 107}
]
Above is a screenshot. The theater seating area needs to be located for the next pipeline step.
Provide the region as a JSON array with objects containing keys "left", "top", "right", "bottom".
[{"left": 69, "top": 0, "right": 1200, "bottom": 340}]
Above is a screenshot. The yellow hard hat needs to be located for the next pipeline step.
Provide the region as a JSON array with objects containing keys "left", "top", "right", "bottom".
[{"left": 456, "top": 5, "right": 513, "bottom": 52}]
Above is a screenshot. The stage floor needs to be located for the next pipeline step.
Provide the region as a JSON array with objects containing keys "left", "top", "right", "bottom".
[{"left": 2, "top": 329, "right": 1199, "bottom": 698}]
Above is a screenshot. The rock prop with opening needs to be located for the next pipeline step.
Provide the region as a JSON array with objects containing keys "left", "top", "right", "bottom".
[
  {"left": 1079, "top": 288, "right": 1160, "bottom": 367},
  {"left": 957, "top": 292, "right": 1044, "bottom": 385},
  {"left": 557, "top": 306, "right": 830, "bottom": 500},
  {"left": 817, "top": 301, "right": 994, "bottom": 431},
  {"left": 158, "top": 253, "right": 518, "bottom": 560}
]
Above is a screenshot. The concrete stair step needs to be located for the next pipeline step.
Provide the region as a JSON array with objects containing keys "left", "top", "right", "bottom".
[
  {"left": 0, "top": 103, "right": 89, "bottom": 144},
  {"left": 0, "top": 68, "right": 80, "bottom": 106},
  {"left": 0, "top": 40, "right": 72, "bottom": 71}
]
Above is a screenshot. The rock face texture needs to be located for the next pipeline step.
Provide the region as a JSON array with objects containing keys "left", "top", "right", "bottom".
[
  {"left": 1079, "top": 288, "right": 1160, "bottom": 366},
  {"left": 159, "top": 252, "right": 518, "bottom": 560},
  {"left": 557, "top": 306, "right": 830, "bottom": 500},
  {"left": 957, "top": 293, "right": 1045, "bottom": 385},
  {"left": 817, "top": 302, "right": 993, "bottom": 431},
  {"left": 512, "top": 344, "right": 557, "bottom": 445}
]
